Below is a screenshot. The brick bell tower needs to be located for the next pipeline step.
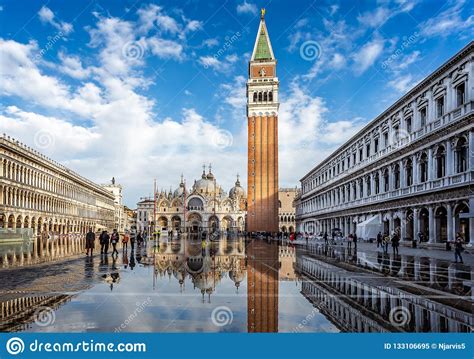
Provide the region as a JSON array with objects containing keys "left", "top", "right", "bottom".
[{"left": 247, "top": 8, "right": 279, "bottom": 233}]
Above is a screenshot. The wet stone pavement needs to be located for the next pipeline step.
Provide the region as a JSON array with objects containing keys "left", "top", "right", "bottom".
[{"left": 0, "top": 235, "right": 472, "bottom": 333}]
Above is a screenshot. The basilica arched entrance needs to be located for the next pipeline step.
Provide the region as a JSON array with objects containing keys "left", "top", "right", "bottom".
[
  {"left": 158, "top": 216, "right": 168, "bottom": 230},
  {"left": 187, "top": 213, "right": 202, "bottom": 234},
  {"left": 221, "top": 216, "right": 233, "bottom": 232},
  {"left": 208, "top": 216, "right": 219, "bottom": 233},
  {"left": 171, "top": 216, "right": 181, "bottom": 231}
]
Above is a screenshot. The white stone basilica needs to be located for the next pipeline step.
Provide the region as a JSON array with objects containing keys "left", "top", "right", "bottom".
[{"left": 136, "top": 165, "right": 246, "bottom": 235}]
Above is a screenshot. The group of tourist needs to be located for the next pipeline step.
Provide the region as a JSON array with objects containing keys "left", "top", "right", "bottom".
[{"left": 84, "top": 229, "right": 146, "bottom": 257}]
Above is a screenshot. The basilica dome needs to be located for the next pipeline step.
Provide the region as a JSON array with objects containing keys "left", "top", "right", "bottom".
[{"left": 229, "top": 175, "right": 245, "bottom": 198}]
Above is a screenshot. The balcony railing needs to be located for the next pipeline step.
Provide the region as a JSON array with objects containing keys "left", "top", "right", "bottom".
[{"left": 299, "top": 170, "right": 473, "bottom": 218}]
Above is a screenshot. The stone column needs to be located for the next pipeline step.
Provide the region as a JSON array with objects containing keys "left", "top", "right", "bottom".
[
  {"left": 412, "top": 154, "right": 419, "bottom": 185},
  {"left": 400, "top": 211, "right": 407, "bottom": 241},
  {"left": 446, "top": 139, "right": 453, "bottom": 176},
  {"left": 447, "top": 203, "right": 454, "bottom": 243},
  {"left": 428, "top": 206, "right": 435, "bottom": 243},
  {"left": 413, "top": 208, "right": 419, "bottom": 240},
  {"left": 400, "top": 160, "right": 405, "bottom": 188},
  {"left": 428, "top": 148, "right": 434, "bottom": 181}
]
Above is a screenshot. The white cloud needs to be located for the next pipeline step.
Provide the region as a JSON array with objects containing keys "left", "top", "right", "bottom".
[
  {"left": 38, "top": 6, "right": 73, "bottom": 34},
  {"left": 352, "top": 39, "right": 384, "bottom": 75},
  {"left": 236, "top": 1, "right": 258, "bottom": 16},
  {"left": 198, "top": 53, "right": 238, "bottom": 73},
  {"left": 388, "top": 74, "right": 418, "bottom": 93},
  {"left": 202, "top": 38, "right": 219, "bottom": 48},
  {"left": 148, "top": 37, "right": 183, "bottom": 60},
  {"left": 419, "top": 0, "right": 474, "bottom": 38},
  {"left": 328, "top": 53, "right": 346, "bottom": 70},
  {"left": 58, "top": 52, "right": 92, "bottom": 79},
  {"left": 357, "top": 7, "right": 391, "bottom": 28}
]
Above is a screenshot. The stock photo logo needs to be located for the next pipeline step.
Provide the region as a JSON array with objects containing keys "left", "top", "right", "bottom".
[
  {"left": 211, "top": 306, "right": 233, "bottom": 327},
  {"left": 33, "top": 306, "right": 56, "bottom": 327},
  {"left": 212, "top": 129, "right": 233, "bottom": 149},
  {"left": 5, "top": 337, "right": 25, "bottom": 355},
  {"left": 122, "top": 41, "right": 145, "bottom": 61},
  {"left": 299, "top": 40, "right": 322, "bottom": 61},
  {"left": 389, "top": 306, "right": 411, "bottom": 327},
  {"left": 33, "top": 130, "right": 55, "bottom": 150}
]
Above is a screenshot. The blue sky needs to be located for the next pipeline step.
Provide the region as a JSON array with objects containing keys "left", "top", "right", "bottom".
[{"left": 0, "top": 0, "right": 473, "bottom": 206}]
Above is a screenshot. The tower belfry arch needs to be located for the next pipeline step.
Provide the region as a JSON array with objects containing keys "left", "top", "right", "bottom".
[{"left": 247, "top": 9, "right": 279, "bottom": 233}]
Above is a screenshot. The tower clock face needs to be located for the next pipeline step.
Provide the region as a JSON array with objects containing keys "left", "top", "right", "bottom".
[{"left": 259, "top": 67, "right": 266, "bottom": 77}]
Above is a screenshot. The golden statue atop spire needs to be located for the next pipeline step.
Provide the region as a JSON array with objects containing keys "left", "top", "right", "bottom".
[{"left": 260, "top": 8, "right": 266, "bottom": 19}]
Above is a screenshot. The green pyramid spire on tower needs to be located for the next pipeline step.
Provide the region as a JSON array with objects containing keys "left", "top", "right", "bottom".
[
  {"left": 251, "top": 8, "right": 275, "bottom": 61},
  {"left": 254, "top": 27, "right": 272, "bottom": 60}
]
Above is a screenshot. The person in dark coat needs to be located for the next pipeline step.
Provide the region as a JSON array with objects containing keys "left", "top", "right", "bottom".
[
  {"left": 110, "top": 229, "right": 120, "bottom": 256},
  {"left": 100, "top": 230, "right": 110, "bottom": 254},
  {"left": 376, "top": 232, "right": 382, "bottom": 248},
  {"left": 85, "top": 228, "right": 95, "bottom": 256},
  {"left": 391, "top": 231, "right": 400, "bottom": 255},
  {"left": 453, "top": 232, "right": 464, "bottom": 264}
]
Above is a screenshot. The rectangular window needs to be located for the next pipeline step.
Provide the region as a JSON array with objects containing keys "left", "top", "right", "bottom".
[
  {"left": 406, "top": 117, "right": 412, "bottom": 133},
  {"left": 456, "top": 83, "right": 465, "bottom": 107},
  {"left": 383, "top": 132, "right": 388, "bottom": 147},
  {"left": 436, "top": 96, "right": 444, "bottom": 117},
  {"left": 420, "top": 107, "right": 427, "bottom": 127},
  {"left": 359, "top": 148, "right": 363, "bottom": 162},
  {"left": 366, "top": 144, "right": 370, "bottom": 157},
  {"left": 374, "top": 138, "right": 379, "bottom": 153},
  {"left": 352, "top": 153, "right": 356, "bottom": 164}
]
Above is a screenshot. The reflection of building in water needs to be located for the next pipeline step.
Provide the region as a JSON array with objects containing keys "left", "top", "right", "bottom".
[
  {"left": 247, "top": 240, "right": 279, "bottom": 332},
  {"left": 297, "top": 249, "right": 473, "bottom": 333},
  {"left": 0, "top": 233, "right": 89, "bottom": 269},
  {"left": 296, "top": 42, "right": 473, "bottom": 246},
  {"left": 136, "top": 167, "right": 246, "bottom": 235},
  {"left": 148, "top": 237, "right": 246, "bottom": 301},
  {"left": 279, "top": 245, "right": 296, "bottom": 281},
  {"left": 0, "top": 294, "right": 72, "bottom": 332}
]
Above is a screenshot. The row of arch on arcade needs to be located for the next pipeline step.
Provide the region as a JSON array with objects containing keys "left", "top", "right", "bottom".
[
  {"left": 151, "top": 213, "right": 245, "bottom": 233},
  {"left": 304, "top": 200, "right": 471, "bottom": 243},
  {"left": 0, "top": 213, "right": 99, "bottom": 235},
  {"left": 382, "top": 201, "right": 471, "bottom": 242},
  {"left": 1, "top": 159, "right": 103, "bottom": 203}
]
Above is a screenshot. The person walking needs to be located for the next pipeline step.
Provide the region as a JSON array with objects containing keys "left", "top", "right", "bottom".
[
  {"left": 347, "top": 234, "right": 353, "bottom": 250},
  {"left": 323, "top": 232, "right": 328, "bottom": 244},
  {"left": 85, "top": 228, "right": 95, "bottom": 256},
  {"left": 131, "top": 232, "right": 137, "bottom": 252},
  {"left": 383, "top": 232, "right": 390, "bottom": 254},
  {"left": 454, "top": 232, "right": 464, "bottom": 264},
  {"left": 353, "top": 233, "right": 358, "bottom": 251},
  {"left": 110, "top": 229, "right": 119, "bottom": 256},
  {"left": 391, "top": 231, "right": 400, "bottom": 255},
  {"left": 122, "top": 230, "right": 130, "bottom": 251},
  {"left": 100, "top": 230, "right": 110, "bottom": 254},
  {"left": 376, "top": 232, "right": 382, "bottom": 248}
]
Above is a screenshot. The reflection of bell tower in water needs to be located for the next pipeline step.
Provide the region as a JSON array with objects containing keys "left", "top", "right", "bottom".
[
  {"left": 247, "top": 240, "right": 279, "bottom": 332},
  {"left": 247, "top": 8, "right": 279, "bottom": 233}
]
